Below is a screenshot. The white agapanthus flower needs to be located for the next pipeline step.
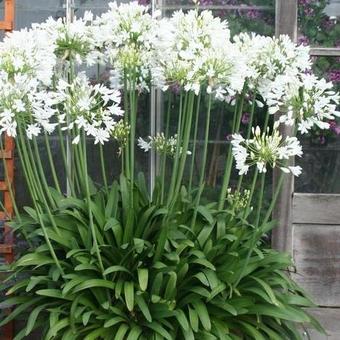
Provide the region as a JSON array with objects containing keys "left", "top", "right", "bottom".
[
  {"left": 35, "top": 12, "right": 100, "bottom": 65},
  {"left": 0, "top": 27, "right": 56, "bottom": 86},
  {"left": 58, "top": 73, "right": 123, "bottom": 145},
  {"left": 267, "top": 74, "right": 340, "bottom": 134},
  {"left": 154, "top": 9, "right": 249, "bottom": 96},
  {"left": 95, "top": 1, "right": 159, "bottom": 91},
  {"left": 231, "top": 126, "right": 303, "bottom": 176},
  {"left": 234, "top": 33, "right": 311, "bottom": 101},
  {"left": 138, "top": 133, "right": 191, "bottom": 157},
  {"left": 0, "top": 72, "right": 61, "bottom": 138}
]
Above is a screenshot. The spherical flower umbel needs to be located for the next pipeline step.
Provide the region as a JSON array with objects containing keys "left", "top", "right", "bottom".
[
  {"left": 154, "top": 9, "right": 249, "bottom": 96},
  {"left": 95, "top": 1, "right": 159, "bottom": 91},
  {"left": 36, "top": 12, "right": 100, "bottom": 65},
  {"left": 234, "top": 33, "right": 311, "bottom": 100},
  {"left": 267, "top": 74, "right": 340, "bottom": 134},
  {"left": 0, "top": 27, "right": 56, "bottom": 86},
  {"left": 58, "top": 73, "right": 124, "bottom": 145},
  {"left": 231, "top": 127, "right": 303, "bottom": 176}
]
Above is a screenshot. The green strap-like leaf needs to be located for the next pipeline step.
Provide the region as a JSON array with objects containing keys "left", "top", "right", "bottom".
[
  {"left": 104, "top": 316, "right": 126, "bottom": 328},
  {"left": 192, "top": 300, "right": 211, "bottom": 331},
  {"left": 138, "top": 268, "right": 149, "bottom": 291},
  {"left": 71, "top": 279, "right": 116, "bottom": 294},
  {"left": 45, "top": 318, "right": 70, "bottom": 340},
  {"left": 124, "top": 281, "right": 135, "bottom": 312},
  {"left": 25, "top": 303, "right": 50, "bottom": 336},
  {"left": 135, "top": 294, "right": 152, "bottom": 322}
]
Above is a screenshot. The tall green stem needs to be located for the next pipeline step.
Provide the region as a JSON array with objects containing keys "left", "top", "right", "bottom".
[
  {"left": 44, "top": 133, "right": 61, "bottom": 194},
  {"left": 99, "top": 143, "right": 108, "bottom": 193},
  {"left": 82, "top": 132, "right": 105, "bottom": 276},
  {"left": 123, "top": 73, "right": 130, "bottom": 179},
  {"left": 255, "top": 173, "right": 266, "bottom": 227},
  {"left": 167, "top": 91, "right": 185, "bottom": 205},
  {"left": 218, "top": 90, "right": 246, "bottom": 209},
  {"left": 172, "top": 92, "right": 195, "bottom": 204},
  {"left": 188, "top": 92, "right": 202, "bottom": 194},
  {"left": 160, "top": 92, "right": 172, "bottom": 203},
  {"left": 263, "top": 172, "right": 285, "bottom": 225},
  {"left": 197, "top": 93, "right": 212, "bottom": 192},
  {"left": 57, "top": 125, "right": 75, "bottom": 196},
  {"left": 190, "top": 93, "right": 212, "bottom": 229},
  {"left": 129, "top": 78, "right": 137, "bottom": 199},
  {"left": 16, "top": 130, "right": 64, "bottom": 275},
  {"left": 237, "top": 91, "right": 257, "bottom": 191},
  {"left": 31, "top": 135, "right": 56, "bottom": 209}
]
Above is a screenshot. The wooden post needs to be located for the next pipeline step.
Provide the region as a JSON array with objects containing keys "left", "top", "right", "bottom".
[{"left": 271, "top": 0, "right": 297, "bottom": 254}]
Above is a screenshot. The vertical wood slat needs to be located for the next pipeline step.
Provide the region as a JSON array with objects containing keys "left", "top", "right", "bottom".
[
  {"left": 1, "top": 3, "right": 15, "bottom": 340},
  {"left": 271, "top": 0, "right": 297, "bottom": 254},
  {"left": 1, "top": 139, "right": 15, "bottom": 340}
]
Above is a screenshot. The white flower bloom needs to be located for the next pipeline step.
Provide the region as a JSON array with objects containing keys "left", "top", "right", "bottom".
[
  {"left": 267, "top": 74, "right": 340, "bottom": 134},
  {"left": 26, "top": 124, "right": 41, "bottom": 139},
  {"left": 234, "top": 33, "right": 311, "bottom": 101},
  {"left": 58, "top": 73, "right": 123, "bottom": 144},
  {"left": 35, "top": 12, "right": 100, "bottom": 66},
  {"left": 0, "top": 27, "right": 56, "bottom": 86},
  {"left": 231, "top": 127, "right": 303, "bottom": 176},
  {"left": 138, "top": 133, "right": 191, "bottom": 156},
  {"left": 138, "top": 137, "right": 152, "bottom": 152},
  {"left": 155, "top": 9, "right": 249, "bottom": 96},
  {"left": 95, "top": 1, "right": 158, "bottom": 91}
]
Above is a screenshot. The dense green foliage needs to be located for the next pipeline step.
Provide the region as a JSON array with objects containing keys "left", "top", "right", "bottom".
[{"left": 0, "top": 177, "right": 323, "bottom": 339}]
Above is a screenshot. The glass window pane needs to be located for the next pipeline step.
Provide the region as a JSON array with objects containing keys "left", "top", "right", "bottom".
[
  {"left": 156, "top": 1, "right": 275, "bottom": 200},
  {"left": 157, "top": 0, "right": 275, "bottom": 36},
  {"left": 15, "top": 0, "right": 64, "bottom": 29},
  {"left": 298, "top": 0, "right": 340, "bottom": 47}
]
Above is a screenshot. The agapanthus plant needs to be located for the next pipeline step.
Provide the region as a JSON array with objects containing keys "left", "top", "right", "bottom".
[{"left": 0, "top": 2, "right": 337, "bottom": 339}]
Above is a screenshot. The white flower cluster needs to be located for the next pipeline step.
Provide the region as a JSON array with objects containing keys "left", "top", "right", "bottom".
[
  {"left": 0, "top": 27, "right": 59, "bottom": 138},
  {"left": 0, "top": 0, "right": 338, "bottom": 161},
  {"left": 95, "top": 1, "right": 159, "bottom": 91},
  {"left": 231, "top": 127, "right": 303, "bottom": 176},
  {"left": 138, "top": 133, "right": 191, "bottom": 157},
  {"left": 36, "top": 12, "right": 100, "bottom": 65},
  {"left": 234, "top": 33, "right": 311, "bottom": 99},
  {"left": 267, "top": 74, "right": 340, "bottom": 134},
  {"left": 0, "top": 27, "right": 57, "bottom": 86},
  {"left": 58, "top": 73, "right": 123, "bottom": 145},
  {"left": 155, "top": 9, "right": 249, "bottom": 96}
]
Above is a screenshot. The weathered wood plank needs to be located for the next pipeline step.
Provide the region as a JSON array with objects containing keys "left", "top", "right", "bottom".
[
  {"left": 293, "top": 193, "right": 340, "bottom": 224},
  {"left": 304, "top": 308, "right": 340, "bottom": 340},
  {"left": 292, "top": 224, "right": 340, "bottom": 306},
  {"left": 310, "top": 48, "right": 340, "bottom": 57}
]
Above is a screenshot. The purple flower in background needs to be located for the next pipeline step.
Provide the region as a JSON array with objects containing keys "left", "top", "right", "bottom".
[
  {"left": 201, "top": 0, "right": 214, "bottom": 6},
  {"left": 241, "top": 112, "right": 250, "bottom": 125},
  {"left": 330, "top": 121, "right": 340, "bottom": 135},
  {"left": 298, "top": 0, "right": 312, "bottom": 5},
  {"left": 245, "top": 9, "right": 261, "bottom": 20},
  {"left": 138, "top": 0, "right": 149, "bottom": 5},
  {"left": 226, "top": 134, "right": 233, "bottom": 141},
  {"left": 328, "top": 70, "right": 340, "bottom": 84},
  {"left": 319, "top": 135, "right": 326, "bottom": 145},
  {"left": 169, "top": 83, "right": 181, "bottom": 95},
  {"left": 298, "top": 35, "right": 310, "bottom": 46},
  {"left": 322, "top": 17, "right": 336, "bottom": 30},
  {"left": 304, "top": 6, "right": 314, "bottom": 16}
]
